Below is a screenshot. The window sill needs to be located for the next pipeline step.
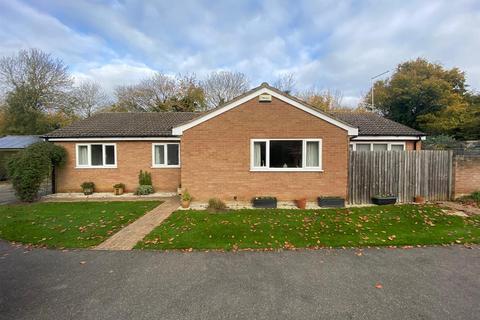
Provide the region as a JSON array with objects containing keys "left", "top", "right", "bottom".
[
  {"left": 75, "top": 166, "right": 117, "bottom": 169},
  {"left": 250, "top": 168, "right": 324, "bottom": 172},
  {"left": 151, "top": 165, "right": 181, "bottom": 169}
]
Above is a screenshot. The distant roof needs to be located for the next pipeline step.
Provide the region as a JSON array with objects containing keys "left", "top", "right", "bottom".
[
  {"left": 332, "top": 112, "right": 424, "bottom": 136},
  {"left": 0, "top": 135, "right": 42, "bottom": 149},
  {"left": 43, "top": 112, "right": 201, "bottom": 138}
]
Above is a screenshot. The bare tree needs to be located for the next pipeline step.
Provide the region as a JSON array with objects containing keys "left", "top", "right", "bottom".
[
  {"left": 114, "top": 73, "right": 205, "bottom": 112},
  {"left": 0, "top": 48, "right": 72, "bottom": 110},
  {"left": 273, "top": 73, "right": 296, "bottom": 94},
  {"left": 69, "top": 81, "right": 110, "bottom": 118},
  {"left": 201, "top": 71, "right": 250, "bottom": 109}
]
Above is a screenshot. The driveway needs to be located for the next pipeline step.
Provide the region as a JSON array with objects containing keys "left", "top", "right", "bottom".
[{"left": 0, "top": 242, "right": 479, "bottom": 320}]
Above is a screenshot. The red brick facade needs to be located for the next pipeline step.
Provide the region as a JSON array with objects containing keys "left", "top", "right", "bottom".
[
  {"left": 454, "top": 155, "right": 480, "bottom": 197},
  {"left": 54, "top": 141, "right": 180, "bottom": 193},
  {"left": 180, "top": 96, "right": 350, "bottom": 201}
]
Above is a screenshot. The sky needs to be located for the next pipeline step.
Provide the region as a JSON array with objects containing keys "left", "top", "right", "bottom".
[{"left": 0, "top": 0, "right": 479, "bottom": 107}]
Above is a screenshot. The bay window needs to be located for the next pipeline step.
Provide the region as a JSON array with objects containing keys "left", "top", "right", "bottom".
[
  {"left": 152, "top": 143, "right": 180, "bottom": 167},
  {"left": 76, "top": 144, "right": 116, "bottom": 168},
  {"left": 251, "top": 139, "right": 322, "bottom": 171}
]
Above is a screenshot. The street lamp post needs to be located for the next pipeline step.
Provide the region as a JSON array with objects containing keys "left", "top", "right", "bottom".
[{"left": 371, "top": 70, "right": 390, "bottom": 108}]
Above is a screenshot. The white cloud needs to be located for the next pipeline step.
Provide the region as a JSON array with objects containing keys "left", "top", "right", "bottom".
[{"left": 1, "top": 0, "right": 480, "bottom": 106}]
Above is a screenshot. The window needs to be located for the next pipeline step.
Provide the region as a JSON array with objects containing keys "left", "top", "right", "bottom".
[
  {"left": 152, "top": 143, "right": 180, "bottom": 167},
  {"left": 251, "top": 139, "right": 322, "bottom": 171},
  {"left": 391, "top": 144, "right": 405, "bottom": 151},
  {"left": 350, "top": 142, "right": 406, "bottom": 151},
  {"left": 372, "top": 143, "right": 388, "bottom": 151},
  {"left": 76, "top": 144, "right": 116, "bottom": 168}
]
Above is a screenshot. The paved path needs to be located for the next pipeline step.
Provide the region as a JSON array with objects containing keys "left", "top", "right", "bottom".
[
  {"left": 0, "top": 242, "right": 479, "bottom": 320},
  {"left": 437, "top": 201, "right": 480, "bottom": 216},
  {"left": 95, "top": 197, "right": 179, "bottom": 250},
  {"left": 0, "top": 183, "right": 16, "bottom": 204}
]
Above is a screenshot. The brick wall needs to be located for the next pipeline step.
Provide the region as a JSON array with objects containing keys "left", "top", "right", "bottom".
[
  {"left": 180, "top": 96, "right": 350, "bottom": 201},
  {"left": 54, "top": 141, "right": 180, "bottom": 193},
  {"left": 454, "top": 155, "right": 480, "bottom": 197}
]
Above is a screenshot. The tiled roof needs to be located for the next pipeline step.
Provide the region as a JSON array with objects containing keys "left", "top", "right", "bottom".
[
  {"left": 43, "top": 112, "right": 201, "bottom": 138},
  {"left": 0, "top": 135, "right": 41, "bottom": 149},
  {"left": 331, "top": 112, "right": 424, "bottom": 136}
]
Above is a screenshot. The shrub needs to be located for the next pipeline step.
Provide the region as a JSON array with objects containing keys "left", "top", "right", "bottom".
[
  {"left": 135, "top": 185, "right": 154, "bottom": 195},
  {"left": 182, "top": 189, "right": 192, "bottom": 202},
  {"left": 7, "top": 142, "right": 66, "bottom": 202},
  {"left": 207, "top": 198, "right": 227, "bottom": 212},
  {"left": 138, "top": 170, "right": 152, "bottom": 186},
  {"left": 80, "top": 182, "right": 95, "bottom": 189},
  {"left": 113, "top": 183, "right": 125, "bottom": 189}
]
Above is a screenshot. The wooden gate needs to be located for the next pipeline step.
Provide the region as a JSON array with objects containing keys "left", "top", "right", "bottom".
[{"left": 348, "top": 150, "right": 453, "bottom": 204}]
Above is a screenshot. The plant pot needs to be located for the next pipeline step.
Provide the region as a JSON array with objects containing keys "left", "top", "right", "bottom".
[
  {"left": 181, "top": 200, "right": 191, "bottom": 208},
  {"left": 414, "top": 195, "right": 425, "bottom": 204},
  {"left": 114, "top": 187, "right": 124, "bottom": 196},
  {"left": 318, "top": 197, "right": 345, "bottom": 208},
  {"left": 82, "top": 187, "right": 93, "bottom": 195},
  {"left": 252, "top": 197, "right": 277, "bottom": 208},
  {"left": 177, "top": 187, "right": 183, "bottom": 195},
  {"left": 295, "top": 198, "right": 307, "bottom": 209},
  {"left": 372, "top": 196, "right": 397, "bottom": 205}
]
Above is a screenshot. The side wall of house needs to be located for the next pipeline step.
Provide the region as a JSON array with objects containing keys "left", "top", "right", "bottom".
[
  {"left": 454, "top": 155, "right": 480, "bottom": 197},
  {"left": 54, "top": 141, "right": 180, "bottom": 193},
  {"left": 180, "top": 96, "right": 350, "bottom": 201}
]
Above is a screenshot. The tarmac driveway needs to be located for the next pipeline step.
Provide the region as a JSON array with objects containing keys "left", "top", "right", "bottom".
[{"left": 0, "top": 241, "right": 479, "bottom": 320}]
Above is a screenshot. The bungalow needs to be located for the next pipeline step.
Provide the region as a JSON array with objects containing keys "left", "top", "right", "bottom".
[{"left": 43, "top": 83, "right": 425, "bottom": 201}]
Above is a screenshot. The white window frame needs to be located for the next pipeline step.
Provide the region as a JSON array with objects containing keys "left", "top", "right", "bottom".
[
  {"left": 250, "top": 139, "right": 323, "bottom": 172},
  {"left": 349, "top": 142, "right": 406, "bottom": 151},
  {"left": 75, "top": 143, "right": 117, "bottom": 168},
  {"left": 152, "top": 143, "right": 181, "bottom": 168}
]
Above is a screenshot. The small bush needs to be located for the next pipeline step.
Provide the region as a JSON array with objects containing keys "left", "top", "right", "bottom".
[
  {"left": 135, "top": 185, "right": 154, "bottom": 195},
  {"left": 7, "top": 142, "right": 66, "bottom": 202},
  {"left": 207, "top": 198, "right": 227, "bottom": 212},
  {"left": 138, "top": 170, "right": 152, "bottom": 186},
  {"left": 182, "top": 189, "right": 192, "bottom": 202},
  {"left": 113, "top": 183, "right": 125, "bottom": 189},
  {"left": 81, "top": 182, "right": 94, "bottom": 189}
]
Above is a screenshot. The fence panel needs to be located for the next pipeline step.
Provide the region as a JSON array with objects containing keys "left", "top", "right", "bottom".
[{"left": 348, "top": 150, "right": 453, "bottom": 204}]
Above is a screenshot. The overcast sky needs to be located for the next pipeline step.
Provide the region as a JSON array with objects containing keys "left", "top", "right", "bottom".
[{"left": 1, "top": 0, "right": 479, "bottom": 106}]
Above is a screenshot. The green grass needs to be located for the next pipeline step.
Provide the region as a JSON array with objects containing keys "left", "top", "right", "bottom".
[
  {"left": 136, "top": 205, "right": 480, "bottom": 250},
  {"left": 0, "top": 201, "right": 161, "bottom": 248}
]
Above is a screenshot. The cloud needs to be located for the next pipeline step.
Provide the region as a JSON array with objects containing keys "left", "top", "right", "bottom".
[{"left": 2, "top": 0, "right": 480, "bottom": 106}]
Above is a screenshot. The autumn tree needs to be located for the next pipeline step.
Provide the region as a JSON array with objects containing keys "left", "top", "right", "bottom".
[
  {"left": 115, "top": 73, "right": 205, "bottom": 112},
  {"left": 201, "top": 71, "right": 250, "bottom": 109},
  {"left": 298, "top": 89, "right": 345, "bottom": 111},
  {"left": 364, "top": 58, "right": 468, "bottom": 132}
]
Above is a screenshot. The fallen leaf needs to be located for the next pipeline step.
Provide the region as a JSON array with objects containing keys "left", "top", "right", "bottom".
[
  {"left": 375, "top": 283, "right": 383, "bottom": 289},
  {"left": 79, "top": 261, "right": 87, "bottom": 265}
]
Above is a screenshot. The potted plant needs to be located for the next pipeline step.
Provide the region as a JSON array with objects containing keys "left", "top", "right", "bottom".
[
  {"left": 414, "top": 195, "right": 425, "bottom": 204},
  {"left": 295, "top": 197, "right": 307, "bottom": 209},
  {"left": 252, "top": 196, "right": 277, "bottom": 208},
  {"left": 80, "top": 182, "right": 94, "bottom": 195},
  {"left": 318, "top": 196, "right": 345, "bottom": 208},
  {"left": 181, "top": 189, "right": 192, "bottom": 208},
  {"left": 372, "top": 194, "right": 397, "bottom": 205},
  {"left": 113, "top": 183, "right": 125, "bottom": 196}
]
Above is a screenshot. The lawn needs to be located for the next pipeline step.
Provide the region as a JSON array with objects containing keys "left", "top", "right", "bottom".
[
  {"left": 0, "top": 201, "right": 161, "bottom": 248},
  {"left": 136, "top": 205, "right": 480, "bottom": 250}
]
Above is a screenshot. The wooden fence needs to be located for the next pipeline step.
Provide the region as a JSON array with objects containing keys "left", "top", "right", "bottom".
[{"left": 348, "top": 150, "right": 453, "bottom": 204}]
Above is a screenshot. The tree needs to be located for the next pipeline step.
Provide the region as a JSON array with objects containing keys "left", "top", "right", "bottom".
[
  {"left": 273, "top": 73, "right": 296, "bottom": 94},
  {"left": 7, "top": 142, "right": 66, "bottom": 202},
  {"left": 69, "top": 81, "right": 109, "bottom": 118},
  {"left": 298, "top": 88, "right": 345, "bottom": 111},
  {"left": 0, "top": 48, "right": 72, "bottom": 111},
  {"left": 201, "top": 71, "right": 250, "bottom": 109},
  {"left": 364, "top": 58, "right": 468, "bottom": 131},
  {"left": 115, "top": 73, "right": 205, "bottom": 112}
]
